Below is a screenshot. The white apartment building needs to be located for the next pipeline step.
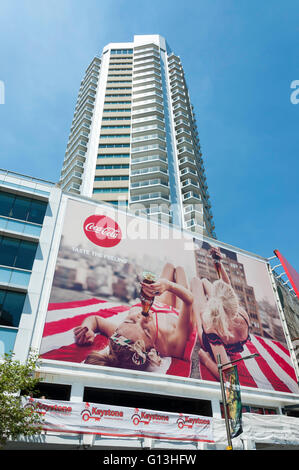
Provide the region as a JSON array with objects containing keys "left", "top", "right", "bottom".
[{"left": 59, "top": 34, "right": 216, "bottom": 239}]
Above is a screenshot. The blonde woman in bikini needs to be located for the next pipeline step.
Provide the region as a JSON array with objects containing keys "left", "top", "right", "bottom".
[
  {"left": 74, "top": 263, "right": 194, "bottom": 371},
  {"left": 191, "top": 247, "right": 251, "bottom": 379}
]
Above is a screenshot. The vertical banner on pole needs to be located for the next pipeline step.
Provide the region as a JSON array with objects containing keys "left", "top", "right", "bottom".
[{"left": 223, "top": 365, "right": 243, "bottom": 438}]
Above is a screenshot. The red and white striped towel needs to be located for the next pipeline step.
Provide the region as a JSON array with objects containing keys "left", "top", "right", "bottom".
[
  {"left": 40, "top": 297, "right": 197, "bottom": 378},
  {"left": 200, "top": 334, "right": 299, "bottom": 394}
]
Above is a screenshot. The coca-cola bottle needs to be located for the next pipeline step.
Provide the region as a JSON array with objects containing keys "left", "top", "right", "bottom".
[
  {"left": 210, "top": 247, "right": 222, "bottom": 279},
  {"left": 140, "top": 271, "right": 156, "bottom": 317}
]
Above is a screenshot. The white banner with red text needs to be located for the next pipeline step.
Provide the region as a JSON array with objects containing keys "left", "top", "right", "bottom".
[{"left": 22, "top": 397, "right": 213, "bottom": 443}]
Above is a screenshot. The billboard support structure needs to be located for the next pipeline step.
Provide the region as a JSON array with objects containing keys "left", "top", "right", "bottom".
[{"left": 267, "top": 262, "right": 299, "bottom": 381}]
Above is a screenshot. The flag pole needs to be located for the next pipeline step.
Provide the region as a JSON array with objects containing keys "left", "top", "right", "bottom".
[{"left": 217, "top": 354, "right": 233, "bottom": 450}]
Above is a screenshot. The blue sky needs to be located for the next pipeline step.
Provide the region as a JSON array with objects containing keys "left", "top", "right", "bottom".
[{"left": 0, "top": 0, "right": 298, "bottom": 275}]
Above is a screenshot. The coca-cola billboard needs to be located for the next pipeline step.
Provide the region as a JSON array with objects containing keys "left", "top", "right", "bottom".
[{"left": 39, "top": 198, "right": 299, "bottom": 395}]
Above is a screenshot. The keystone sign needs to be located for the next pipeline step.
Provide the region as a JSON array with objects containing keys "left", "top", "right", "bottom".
[{"left": 23, "top": 397, "right": 213, "bottom": 443}]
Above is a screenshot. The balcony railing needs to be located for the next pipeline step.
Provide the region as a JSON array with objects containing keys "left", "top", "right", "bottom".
[
  {"left": 130, "top": 192, "right": 170, "bottom": 203},
  {"left": 131, "top": 179, "right": 169, "bottom": 190}
]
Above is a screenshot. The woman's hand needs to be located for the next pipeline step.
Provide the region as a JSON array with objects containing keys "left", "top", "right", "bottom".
[
  {"left": 209, "top": 246, "right": 222, "bottom": 260},
  {"left": 141, "top": 278, "right": 169, "bottom": 297},
  {"left": 74, "top": 326, "right": 95, "bottom": 346}
]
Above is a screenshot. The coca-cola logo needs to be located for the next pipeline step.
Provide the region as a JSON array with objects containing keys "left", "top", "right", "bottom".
[{"left": 83, "top": 215, "right": 122, "bottom": 248}]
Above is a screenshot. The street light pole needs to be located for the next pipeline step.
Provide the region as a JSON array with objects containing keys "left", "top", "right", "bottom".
[
  {"left": 217, "top": 354, "right": 233, "bottom": 450},
  {"left": 217, "top": 353, "right": 259, "bottom": 450}
]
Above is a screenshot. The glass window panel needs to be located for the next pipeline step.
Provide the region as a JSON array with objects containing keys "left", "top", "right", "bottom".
[
  {"left": 0, "top": 217, "right": 8, "bottom": 230},
  {"left": 6, "top": 219, "right": 26, "bottom": 233},
  {"left": 0, "top": 289, "right": 5, "bottom": 309},
  {"left": 0, "top": 290, "right": 26, "bottom": 327},
  {"left": 0, "top": 327, "right": 17, "bottom": 355},
  {"left": 14, "top": 240, "right": 37, "bottom": 270},
  {"left": 0, "top": 236, "right": 19, "bottom": 267},
  {"left": 23, "top": 223, "right": 41, "bottom": 237},
  {"left": 0, "top": 192, "right": 15, "bottom": 217},
  {"left": 28, "top": 199, "right": 47, "bottom": 224},
  {"left": 11, "top": 196, "right": 31, "bottom": 221},
  {"left": 0, "top": 266, "right": 12, "bottom": 284},
  {"left": 10, "top": 270, "right": 31, "bottom": 288}
]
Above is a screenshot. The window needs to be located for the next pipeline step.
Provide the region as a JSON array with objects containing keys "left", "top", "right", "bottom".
[
  {"left": 104, "top": 101, "right": 131, "bottom": 105},
  {"left": 0, "top": 288, "right": 26, "bottom": 327},
  {"left": 84, "top": 387, "right": 212, "bottom": 417},
  {"left": 96, "top": 164, "right": 129, "bottom": 169},
  {"left": 105, "top": 94, "right": 132, "bottom": 97},
  {"left": 106, "top": 87, "right": 132, "bottom": 90},
  {"left": 98, "top": 144, "right": 130, "bottom": 148},
  {"left": 100, "top": 134, "right": 130, "bottom": 139},
  {"left": 103, "top": 109, "right": 131, "bottom": 113},
  {"left": 94, "top": 176, "right": 129, "bottom": 181},
  {"left": 110, "top": 49, "right": 133, "bottom": 55},
  {"left": 32, "top": 383, "right": 71, "bottom": 401},
  {"left": 107, "top": 74, "right": 132, "bottom": 78},
  {"left": 0, "top": 191, "right": 47, "bottom": 225},
  {"left": 108, "top": 200, "right": 128, "bottom": 206},
  {"left": 101, "top": 125, "right": 131, "bottom": 129},
  {"left": 102, "top": 117, "right": 131, "bottom": 121},
  {"left": 93, "top": 188, "right": 128, "bottom": 193},
  {"left": 97, "top": 154, "right": 130, "bottom": 158},
  {"left": 0, "top": 235, "right": 38, "bottom": 270}
]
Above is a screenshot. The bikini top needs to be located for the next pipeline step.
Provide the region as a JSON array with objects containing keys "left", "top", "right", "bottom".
[{"left": 202, "top": 312, "right": 250, "bottom": 355}]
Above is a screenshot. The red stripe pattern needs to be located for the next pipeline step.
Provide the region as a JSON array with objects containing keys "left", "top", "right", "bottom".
[{"left": 40, "top": 298, "right": 197, "bottom": 377}]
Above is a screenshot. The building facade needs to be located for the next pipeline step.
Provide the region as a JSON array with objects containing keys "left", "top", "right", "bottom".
[
  {"left": 1, "top": 169, "right": 299, "bottom": 450},
  {"left": 59, "top": 35, "right": 216, "bottom": 239}
]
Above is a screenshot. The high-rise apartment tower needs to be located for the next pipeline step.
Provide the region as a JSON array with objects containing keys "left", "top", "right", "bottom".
[{"left": 59, "top": 35, "right": 216, "bottom": 238}]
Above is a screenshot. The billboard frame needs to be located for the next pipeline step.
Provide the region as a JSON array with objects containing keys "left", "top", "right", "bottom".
[{"left": 30, "top": 193, "right": 299, "bottom": 406}]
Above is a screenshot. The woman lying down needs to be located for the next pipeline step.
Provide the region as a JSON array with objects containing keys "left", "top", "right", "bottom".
[{"left": 74, "top": 263, "right": 194, "bottom": 371}]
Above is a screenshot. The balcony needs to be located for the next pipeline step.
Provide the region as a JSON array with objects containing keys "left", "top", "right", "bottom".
[
  {"left": 132, "top": 205, "right": 171, "bottom": 222},
  {"left": 62, "top": 151, "right": 86, "bottom": 173},
  {"left": 134, "top": 50, "right": 160, "bottom": 61},
  {"left": 185, "top": 218, "right": 205, "bottom": 235},
  {"left": 132, "top": 98, "right": 163, "bottom": 111},
  {"left": 131, "top": 105, "right": 164, "bottom": 119},
  {"left": 133, "top": 63, "right": 161, "bottom": 75},
  {"left": 132, "top": 115, "right": 165, "bottom": 126},
  {"left": 178, "top": 156, "right": 197, "bottom": 169},
  {"left": 61, "top": 170, "right": 83, "bottom": 189},
  {"left": 133, "top": 82, "right": 162, "bottom": 95},
  {"left": 130, "top": 178, "right": 169, "bottom": 196},
  {"left": 131, "top": 133, "right": 166, "bottom": 146},
  {"left": 183, "top": 204, "right": 203, "bottom": 224},
  {"left": 130, "top": 192, "right": 170, "bottom": 204},
  {"left": 133, "top": 71, "right": 161, "bottom": 84},
  {"left": 65, "top": 182, "right": 81, "bottom": 194},
  {"left": 131, "top": 123, "right": 165, "bottom": 136},
  {"left": 131, "top": 166, "right": 168, "bottom": 179},
  {"left": 130, "top": 154, "right": 168, "bottom": 169},
  {"left": 180, "top": 167, "right": 197, "bottom": 178},
  {"left": 183, "top": 191, "right": 201, "bottom": 203},
  {"left": 132, "top": 90, "right": 163, "bottom": 102},
  {"left": 181, "top": 179, "right": 199, "bottom": 192},
  {"left": 61, "top": 158, "right": 84, "bottom": 180},
  {"left": 131, "top": 143, "right": 167, "bottom": 156}
]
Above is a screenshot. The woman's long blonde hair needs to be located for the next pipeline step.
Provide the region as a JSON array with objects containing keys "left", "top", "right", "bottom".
[
  {"left": 202, "top": 279, "right": 239, "bottom": 338},
  {"left": 84, "top": 337, "right": 161, "bottom": 371}
]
